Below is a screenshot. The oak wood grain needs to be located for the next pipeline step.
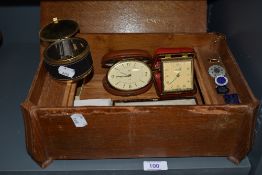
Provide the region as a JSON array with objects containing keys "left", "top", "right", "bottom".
[
  {"left": 35, "top": 105, "right": 253, "bottom": 160},
  {"left": 37, "top": 33, "right": 257, "bottom": 107},
  {"left": 19, "top": 0, "right": 259, "bottom": 168},
  {"left": 76, "top": 33, "right": 251, "bottom": 105},
  {"left": 41, "top": 1, "right": 207, "bottom": 33},
  {"left": 23, "top": 41, "right": 259, "bottom": 165}
]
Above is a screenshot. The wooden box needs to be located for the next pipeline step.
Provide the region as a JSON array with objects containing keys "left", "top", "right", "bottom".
[{"left": 21, "top": 0, "right": 259, "bottom": 168}]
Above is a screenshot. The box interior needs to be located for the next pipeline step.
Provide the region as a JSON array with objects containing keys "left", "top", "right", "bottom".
[{"left": 28, "top": 33, "right": 256, "bottom": 108}]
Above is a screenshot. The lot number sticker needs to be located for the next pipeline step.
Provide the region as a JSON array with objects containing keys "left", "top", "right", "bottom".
[
  {"left": 70, "top": 113, "right": 87, "bottom": 127},
  {"left": 143, "top": 161, "right": 168, "bottom": 171}
]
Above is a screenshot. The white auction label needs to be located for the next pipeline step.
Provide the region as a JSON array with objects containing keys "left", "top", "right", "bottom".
[
  {"left": 58, "top": 66, "right": 75, "bottom": 78},
  {"left": 70, "top": 114, "right": 87, "bottom": 127},
  {"left": 143, "top": 161, "right": 168, "bottom": 171}
]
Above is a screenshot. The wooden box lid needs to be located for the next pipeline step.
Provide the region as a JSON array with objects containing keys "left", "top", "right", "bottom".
[{"left": 41, "top": 0, "right": 207, "bottom": 33}]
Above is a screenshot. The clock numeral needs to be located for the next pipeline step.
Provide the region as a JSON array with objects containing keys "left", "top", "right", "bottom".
[
  {"left": 111, "top": 75, "right": 115, "bottom": 78},
  {"left": 129, "top": 85, "right": 132, "bottom": 89}
]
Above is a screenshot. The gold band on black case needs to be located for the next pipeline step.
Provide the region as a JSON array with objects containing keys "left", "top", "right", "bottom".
[{"left": 43, "top": 37, "right": 93, "bottom": 81}]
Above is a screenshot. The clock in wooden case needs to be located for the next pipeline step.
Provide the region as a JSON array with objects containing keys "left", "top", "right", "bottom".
[
  {"left": 102, "top": 49, "right": 153, "bottom": 96},
  {"left": 153, "top": 48, "right": 196, "bottom": 98}
]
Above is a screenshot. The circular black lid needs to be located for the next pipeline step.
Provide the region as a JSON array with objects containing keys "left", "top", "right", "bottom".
[{"left": 40, "top": 18, "right": 79, "bottom": 42}]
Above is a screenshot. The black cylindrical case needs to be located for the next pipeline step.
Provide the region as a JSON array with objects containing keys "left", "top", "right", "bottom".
[
  {"left": 43, "top": 37, "right": 93, "bottom": 81},
  {"left": 40, "top": 18, "right": 93, "bottom": 81}
]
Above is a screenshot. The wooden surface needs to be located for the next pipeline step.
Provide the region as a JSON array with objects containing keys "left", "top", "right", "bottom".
[
  {"left": 23, "top": 33, "right": 259, "bottom": 168},
  {"left": 36, "top": 33, "right": 257, "bottom": 107},
  {"left": 32, "top": 104, "right": 256, "bottom": 164},
  {"left": 28, "top": 62, "right": 76, "bottom": 107},
  {"left": 20, "top": 0, "right": 259, "bottom": 168},
  {"left": 41, "top": 1, "right": 207, "bottom": 33},
  {"left": 75, "top": 33, "right": 251, "bottom": 105},
  {"left": 79, "top": 73, "right": 204, "bottom": 104}
]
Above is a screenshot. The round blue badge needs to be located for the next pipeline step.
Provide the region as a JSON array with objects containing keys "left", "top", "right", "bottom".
[{"left": 215, "top": 75, "right": 228, "bottom": 86}]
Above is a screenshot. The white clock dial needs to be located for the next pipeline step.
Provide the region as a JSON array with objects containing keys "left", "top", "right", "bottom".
[
  {"left": 107, "top": 60, "right": 152, "bottom": 91},
  {"left": 162, "top": 59, "right": 194, "bottom": 92}
]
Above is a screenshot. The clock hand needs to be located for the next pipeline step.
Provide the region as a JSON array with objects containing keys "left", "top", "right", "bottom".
[
  {"left": 168, "top": 72, "right": 180, "bottom": 84},
  {"left": 169, "top": 78, "right": 176, "bottom": 84},
  {"left": 116, "top": 74, "right": 131, "bottom": 78},
  {"left": 118, "top": 71, "right": 129, "bottom": 76}
]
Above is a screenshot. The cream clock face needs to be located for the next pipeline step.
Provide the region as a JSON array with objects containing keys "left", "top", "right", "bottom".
[
  {"left": 107, "top": 60, "right": 152, "bottom": 91},
  {"left": 162, "top": 59, "right": 194, "bottom": 92}
]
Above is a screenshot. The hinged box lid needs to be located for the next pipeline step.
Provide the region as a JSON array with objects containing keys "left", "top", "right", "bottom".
[{"left": 41, "top": 0, "right": 207, "bottom": 33}]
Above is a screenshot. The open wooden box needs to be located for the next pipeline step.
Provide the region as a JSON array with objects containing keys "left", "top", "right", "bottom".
[{"left": 21, "top": 0, "right": 259, "bottom": 168}]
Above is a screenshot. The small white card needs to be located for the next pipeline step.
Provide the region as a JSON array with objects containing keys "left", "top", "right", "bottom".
[
  {"left": 143, "top": 161, "right": 168, "bottom": 171},
  {"left": 74, "top": 99, "right": 113, "bottom": 106},
  {"left": 70, "top": 114, "right": 87, "bottom": 127},
  {"left": 114, "top": 98, "right": 196, "bottom": 106},
  {"left": 58, "top": 66, "right": 75, "bottom": 78}
]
